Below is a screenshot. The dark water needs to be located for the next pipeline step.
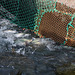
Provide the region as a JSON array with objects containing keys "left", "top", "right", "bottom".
[{"left": 0, "top": 45, "right": 75, "bottom": 75}]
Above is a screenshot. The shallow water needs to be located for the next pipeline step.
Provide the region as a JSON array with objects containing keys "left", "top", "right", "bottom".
[{"left": 0, "top": 17, "right": 75, "bottom": 75}]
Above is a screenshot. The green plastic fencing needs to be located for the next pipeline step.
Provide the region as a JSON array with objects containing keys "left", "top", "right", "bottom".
[{"left": 0, "top": 0, "right": 75, "bottom": 45}]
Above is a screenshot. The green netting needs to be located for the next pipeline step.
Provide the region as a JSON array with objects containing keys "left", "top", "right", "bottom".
[
  {"left": 0, "top": 0, "right": 37, "bottom": 30},
  {"left": 0, "top": 0, "right": 75, "bottom": 46},
  {"left": 0, "top": 0, "right": 55, "bottom": 30}
]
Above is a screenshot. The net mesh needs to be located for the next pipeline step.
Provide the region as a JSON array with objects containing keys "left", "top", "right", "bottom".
[{"left": 0, "top": 0, "right": 75, "bottom": 46}]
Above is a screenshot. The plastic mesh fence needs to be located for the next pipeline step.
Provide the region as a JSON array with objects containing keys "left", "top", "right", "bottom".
[{"left": 0, "top": 0, "right": 75, "bottom": 46}]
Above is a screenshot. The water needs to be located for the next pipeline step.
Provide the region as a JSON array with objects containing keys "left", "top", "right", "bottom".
[{"left": 0, "top": 17, "right": 75, "bottom": 75}]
